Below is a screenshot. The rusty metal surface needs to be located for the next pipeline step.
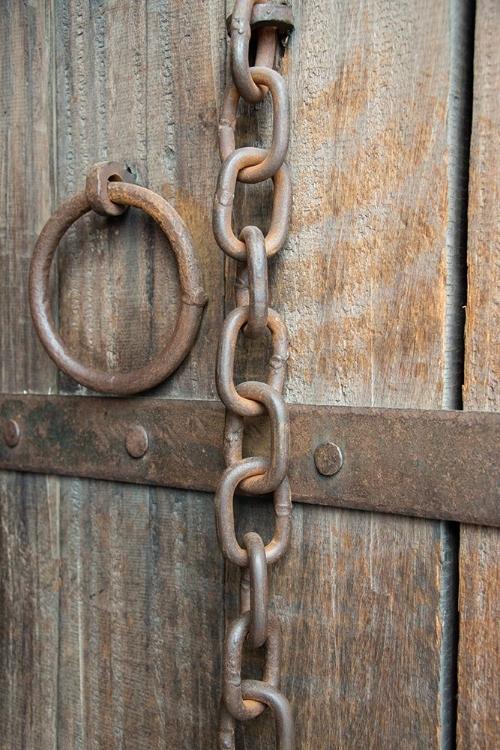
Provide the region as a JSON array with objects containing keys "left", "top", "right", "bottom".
[
  {"left": 218, "top": 680, "right": 295, "bottom": 750},
  {"left": 85, "top": 161, "right": 136, "bottom": 216},
  {"left": 222, "top": 611, "right": 282, "bottom": 720},
  {"left": 3, "top": 418, "right": 20, "bottom": 448},
  {"left": 29, "top": 162, "right": 207, "bottom": 396},
  {"left": 0, "top": 394, "right": 499, "bottom": 527},
  {"left": 215, "top": 5, "right": 295, "bottom": 743},
  {"left": 216, "top": 461, "right": 292, "bottom": 565},
  {"left": 314, "top": 442, "right": 343, "bottom": 476},
  {"left": 226, "top": 3, "right": 294, "bottom": 36},
  {"left": 217, "top": 306, "right": 288, "bottom": 417},
  {"left": 241, "top": 532, "right": 269, "bottom": 649},
  {"left": 219, "top": 67, "right": 290, "bottom": 184},
  {"left": 213, "top": 148, "right": 291, "bottom": 261},
  {"left": 229, "top": 0, "right": 269, "bottom": 104},
  {"left": 237, "top": 227, "right": 268, "bottom": 338}
]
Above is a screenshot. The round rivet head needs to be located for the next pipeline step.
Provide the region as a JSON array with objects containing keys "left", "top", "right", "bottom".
[
  {"left": 125, "top": 426, "right": 149, "bottom": 458},
  {"left": 314, "top": 442, "right": 343, "bottom": 476},
  {"left": 4, "top": 419, "right": 20, "bottom": 448}
]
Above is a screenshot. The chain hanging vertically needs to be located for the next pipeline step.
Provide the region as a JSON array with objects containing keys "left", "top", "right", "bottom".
[{"left": 213, "top": 1, "right": 295, "bottom": 747}]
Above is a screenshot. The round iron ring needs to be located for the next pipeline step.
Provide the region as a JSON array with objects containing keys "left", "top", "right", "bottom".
[{"left": 29, "top": 166, "right": 207, "bottom": 395}]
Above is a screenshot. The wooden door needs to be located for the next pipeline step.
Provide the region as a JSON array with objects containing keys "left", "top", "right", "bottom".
[{"left": 0, "top": 1, "right": 498, "bottom": 748}]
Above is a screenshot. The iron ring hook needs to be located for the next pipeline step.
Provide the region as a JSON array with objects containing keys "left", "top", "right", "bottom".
[{"left": 29, "top": 162, "right": 207, "bottom": 395}]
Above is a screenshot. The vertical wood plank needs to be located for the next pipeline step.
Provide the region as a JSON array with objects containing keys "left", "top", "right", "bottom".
[
  {"left": 55, "top": 0, "right": 226, "bottom": 399},
  {"left": 52, "top": 1, "right": 227, "bottom": 746},
  {"left": 0, "top": 2, "right": 60, "bottom": 749},
  {"left": 57, "top": 481, "right": 223, "bottom": 749},
  {"left": 228, "top": 0, "right": 457, "bottom": 746},
  {"left": 0, "top": 1, "right": 56, "bottom": 393},
  {"left": 459, "top": 0, "right": 500, "bottom": 746}
]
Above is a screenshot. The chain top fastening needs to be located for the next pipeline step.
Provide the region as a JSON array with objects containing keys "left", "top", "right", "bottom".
[{"left": 213, "top": 2, "right": 295, "bottom": 747}]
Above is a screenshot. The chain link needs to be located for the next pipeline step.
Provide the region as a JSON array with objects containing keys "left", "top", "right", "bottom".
[
  {"left": 241, "top": 532, "right": 269, "bottom": 648},
  {"left": 213, "top": 148, "right": 292, "bottom": 260},
  {"left": 216, "top": 306, "right": 288, "bottom": 417},
  {"left": 237, "top": 227, "right": 268, "bottom": 338},
  {"left": 213, "top": 2, "right": 295, "bottom": 747},
  {"left": 219, "top": 67, "right": 290, "bottom": 183}
]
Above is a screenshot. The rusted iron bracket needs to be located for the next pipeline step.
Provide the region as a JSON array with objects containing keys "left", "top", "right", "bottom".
[{"left": 0, "top": 394, "right": 498, "bottom": 527}]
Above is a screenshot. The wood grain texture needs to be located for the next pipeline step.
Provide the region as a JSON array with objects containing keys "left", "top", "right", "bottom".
[
  {"left": 229, "top": 0, "right": 455, "bottom": 747},
  {"left": 0, "top": 0, "right": 476, "bottom": 747},
  {"left": 458, "top": 527, "right": 500, "bottom": 749},
  {"left": 55, "top": 0, "right": 226, "bottom": 399},
  {"left": 228, "top": 500, "right": 444, "bottom": 749},
  {"left": 463, "top": 0, "right": 500, "bottom": 413},
  {"left": 51, "top": 0, "right": 228, "bottom": 747},
  {"left": 56, "top": 481, "right": 224, "bottom": 749},
  {"left": 0, "top": 2, "right": 60, "bottom": 749},
  {"left": 0, "top": 0, "right": 56, "bottom": 394},
  {"left": 459, "top": 0, "right": 500, "bottom": 746}
]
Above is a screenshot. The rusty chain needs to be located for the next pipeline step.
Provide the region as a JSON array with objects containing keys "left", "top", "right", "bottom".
[{"left": 213, "top": 2, "right": 295, "bottom": 747}]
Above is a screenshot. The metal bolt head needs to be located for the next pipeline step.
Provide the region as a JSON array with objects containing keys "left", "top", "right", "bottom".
[
  {"left": 125, "top": 426, "right": 149, "bottom": 458},
  {"left": 4, "top": 419, "right": 20, "bottom": 448},
  {"left": 314, "top": 442, "right": 343, "bottom": 476}
]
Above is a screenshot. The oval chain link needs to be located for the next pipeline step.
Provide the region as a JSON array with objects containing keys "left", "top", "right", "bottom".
[
  {"left": 213, "top": 2, "right": 295, "bottom": 746},
  {"left": 219, "top": 66, "right": 290, "bottom": 183},
  {"left": 222, "top": 610, "right": 282, "bottom": 721},
  {"left": 238, "top": 226, "right": 269, "bottom": 338},
  {"left": 217, "top": 305, "right": 288, "bottom": 417},
  {"left": 213, "top": 148, "right": 292, "bottom": 261},
  {"left": 225, "top": 381, "right": 290, "bottom": 495},
  {"left": 215, "top": 460, "right": 292, "bottom": 567},
  {"left": 229, "top": 0, "right": 269, "bottom": 104},
  {"left": 241, "top": 532, "right": 269, "bottom": 649}
]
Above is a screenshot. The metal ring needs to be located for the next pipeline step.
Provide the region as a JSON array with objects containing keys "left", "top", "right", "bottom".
[
  {"left": 222, "top": 610, "right": 281, "bottom": 721},
  {"left": 29, "top": 168, "right": 207, "bottom": 395},
  {"left": 238, "top": 227, "right": 268, "bottom": 338},
  {"left": 215, "top": 457, "right": 292, "bottom": 567},
  {"left": 242, "top": 532, "right": 269, "bottom": 648},
  {"left": 213, "top": 147, "right": 292, "bottom": 261},
  {"left": 219, "top": 66, "right": 290, "bottom": 183},
  {"left": 218, "top": 682, "right": 295, "bottom": 750},
  {"left": 224, "top": 381, "right": 289, "bottom": 495},
  {"left": 217, "top": 306, "right": 288, "bottom": 417},
  {"left": 229, "top": 0, "right": 267, "bottom": 104}
]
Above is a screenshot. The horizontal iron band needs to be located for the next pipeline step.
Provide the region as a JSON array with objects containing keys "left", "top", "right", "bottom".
[{"left": 0, "top": 394, "right": 498, "bottom": 527}]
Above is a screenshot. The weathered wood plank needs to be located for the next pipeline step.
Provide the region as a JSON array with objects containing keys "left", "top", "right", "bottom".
[
  {"left": 228, "top": 0, "right": 456, "bottom": 746},
  {"left": 458, "top": 528, "right": 500, "bottom": 749},
  {"left": 0, "top": 0, "right": 473, "bottom": 747},
  {"left": 55, "top": 0, "right": 226, "bottom": 399},
  {"left": 52, "top": 0, "right": 228, "bottom": 747},
  {"left": 0, "top": 2, "right": 60, "bottom": 748},
  {"left": 56, "top": 481, "right": 224, "bottom": 749},
  {"left": 459, "top": 0, "right": 500, "bottom": 746},
  {"left": 0, "top": 472, "right": 61, "bottom": 750},
  {"left": 0, "top": 0, "right": 56, "bottom": 393}
]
